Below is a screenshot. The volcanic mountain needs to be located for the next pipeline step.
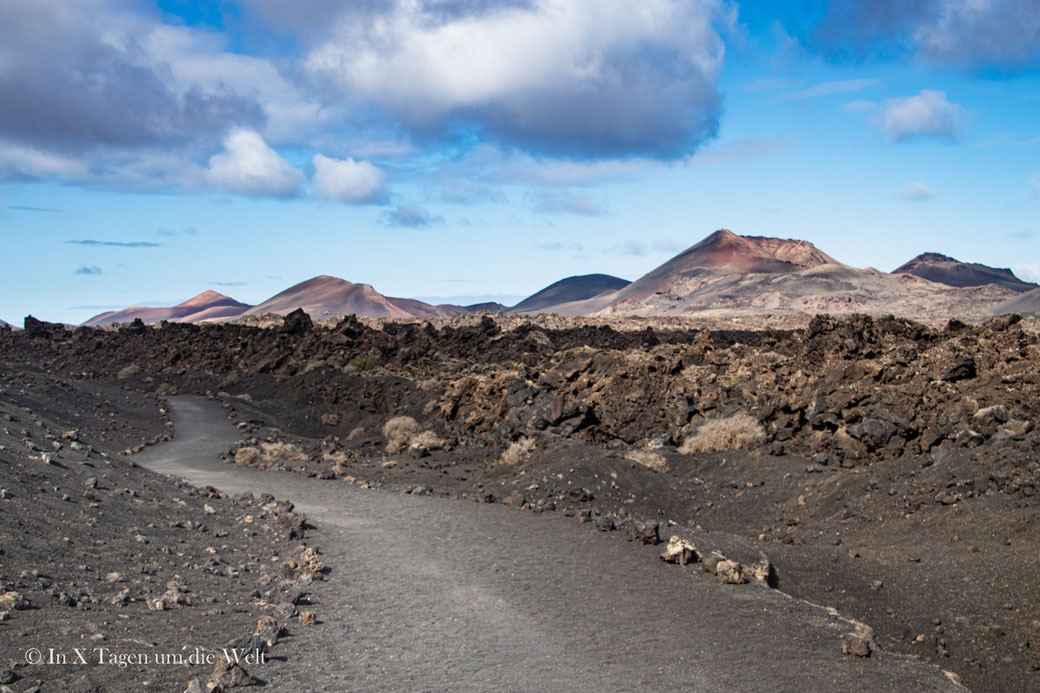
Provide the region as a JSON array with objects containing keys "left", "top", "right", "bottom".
[
  {"left": 83, "top": 291, "right": 252, "bottom": 327},
  {"left": 893, "top": 252, "right": 1037, "bottom": 293},
  {"left": 509, "top": 274, "right": 630, "bottom": 314},
  {"left": 537, "top": 229, "right": 1019, "bottom": 318},
  {"left": 243, "top": 276, "right": 467, "bottom": 319}
]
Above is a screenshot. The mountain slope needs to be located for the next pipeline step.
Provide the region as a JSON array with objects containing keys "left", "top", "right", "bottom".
[
  {"left": 990, "top": 287, "right": 1040, "bottom": 317},
  {"left": 82, "top": 291, "right": 252, "bottom": 327},
  {"left": 550, "top": 229, "right": 1017, "bottom": 318},
  {"left": 509, "top": 274, "right": 631, "bottom": 314},
  {"left": 894, "top": 253, "right": 1037, "bottom": 293},
  {"left": 608, "top": 229, "right": 838, "bottom": 304},
  {"left": 244, "top": 276, "right": 464, "bottom": 319}
]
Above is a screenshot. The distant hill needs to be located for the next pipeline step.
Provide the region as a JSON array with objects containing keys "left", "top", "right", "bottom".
[
  {"left": 509, "top": 274, "right": 631, "bottom": 314},
  {"left": 547, "top": 229, "right": 1018, "bottom": 319},
  {"left": 83, "top": 291, "right": 252, "bottom": 327},
  {"left": 462, "top": 302, "right": 506, "bottom": 313},
  {"left": 990, "top": 287, "right": 1040, "bottom": 318},
  {"left": 0, "top": 318, "right": 13, "bottom": 329},
  {"left": 893, "top": 253, "right": 1037, "bottom": 293},
  {"left": 243, "top": 276, "right": 466, "bottom": 319}
]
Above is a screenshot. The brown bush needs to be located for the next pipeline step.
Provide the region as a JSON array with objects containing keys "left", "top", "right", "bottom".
[
  {"left": 381, "top": 416, "right": 443, "bottom": 453},
  {"left": 626, "top": 449, "right": 667, "bottom": 472},
  {"left": 501, "top": 437, "right": 536, "bottom": 465},
  {"left": 679, "top": 413, "right": 765, "bottom": 454}
]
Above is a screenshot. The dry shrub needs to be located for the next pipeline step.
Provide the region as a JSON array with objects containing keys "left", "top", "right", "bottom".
[
  {"left": 411, "top": 430, "right": 445, "bottom": 450},
  {"left": 234, "top": 446, "right": 260, "bottom": 465},
  {"left": 346, "top": 426, "right": 365, "bottom": 441},
  {"left": 383, "top": 416, "right": 420, "bottom": 453},
  {"left": 626, "top": 449, "right": 667, "bottom": 472},
  {"left": 260, "top": 441, "right": 309, "bottom": 462},
  {"left": 679, "top": 413, "right": 765, "bottom": 454},
  {"left": 501, "top": 437, "right": 536, "bottom": 465},
  {"left": 324, "top": 451, "right": 349, "bottom": 475}
]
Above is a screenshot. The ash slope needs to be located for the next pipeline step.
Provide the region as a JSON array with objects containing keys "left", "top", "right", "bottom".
[
  {"left": 244, "top": 275, "right": 467, "bottom": 320},
  {"left": 991, "top": 287, "right": 1040, "bottom": 317},
  {"left": 83, "top": 290, "right": 253, "bottom": 327},
  {"left": 894, "top": 252, "right": 1038, "bottom": 293},
  {"left": 509, "top": 274, "right": 631, "bottom": 314}
]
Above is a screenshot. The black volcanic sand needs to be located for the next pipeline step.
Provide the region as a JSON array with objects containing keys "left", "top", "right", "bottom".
[
  {"left": 0, "top": 363, "right": 324, "bottom": 692},
  {"left": 2, "top": 312, "right": 1039, "bottom": 691}
]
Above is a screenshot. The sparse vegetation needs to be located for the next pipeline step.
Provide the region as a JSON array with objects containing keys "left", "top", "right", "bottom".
[
  {"left": 382, "top": 416, "right": 444, "bottom": 453},
  {"left": 626, "top": 449, "right": 668, "bottom": 472},
  {"left": 155, "top": 382, "right": 177, "bottom": 395},
  {"left": 501, "top": 437, "right": 537, "bottom": 465},
  {"left": 348, "top": 356, "right": 381, "bottom": 372},
  {"left": 679, "top": 413, "right": 765, "bottom": 454},
  {"left": 236, "top": 441, "right": 310, "bottom": 465}
]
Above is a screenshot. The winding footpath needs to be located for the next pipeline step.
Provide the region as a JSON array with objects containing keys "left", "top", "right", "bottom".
[{"left": 134, "top": 396, "right": 965, "bottom": 692}]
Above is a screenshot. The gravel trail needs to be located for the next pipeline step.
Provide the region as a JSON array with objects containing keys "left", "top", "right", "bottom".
[{"left": 134, "top": 397, "right": 965, "bottom": 692}]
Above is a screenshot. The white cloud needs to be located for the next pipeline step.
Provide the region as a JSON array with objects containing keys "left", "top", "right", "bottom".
[
  {"left": 898, "top": 181, "right": 938, "bottom": 200},
  {"left": 312, "top": 154, "right": 386, "bottom": 204},
  {"left": 777, "top": 78, "right": 881, "bottom": 102},
  {"left": 527, "top": 190, "right": 608, "bottom": 216},
  {"left": 0, "top": 142, "right": 88, "bottom": 180},
  {"left": 1013, "top": 264, "right": 1040, "bottom": 283},
  {"left": 206, "top": 130, "right": 303, "bottom": 198},
  {"left": 306, "top": 0, "right": 728, "bottom": 158},
  {"left": 882, "top": 90, "right": 964, "bottom": 142},
  {"left": 913, "top": 0, "right": 1040, "bottom": 71}
]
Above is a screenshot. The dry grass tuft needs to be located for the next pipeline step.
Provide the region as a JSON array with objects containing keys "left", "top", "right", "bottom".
[
  {"left": 346, "top": 426, "right": 365, "bottom": 441},
  {"left": 501, "top": 437, "right": 537, "bottom": 465},
  {"left": 234, "top": 446, "right": 260, "bottom": 465},
  {"left": 383, "top": 416, "right": 420, "bottom": 453},
  {"left": 679, "top": 413, "right": 765, "bottom": 454},
  {"left": 260, "top": 441, "right": 310, "bottom": 461},
  {"left": 626, "top": 449, "right": 668, "bottom": 472},
  {"left": 382, "top": 416, "right": 444, "bottom": 453}
]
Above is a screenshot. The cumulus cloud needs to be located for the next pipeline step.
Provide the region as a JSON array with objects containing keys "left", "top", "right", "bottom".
[
  {"left": 206, "top": 130, "right": 304, "bottom": 198},
  {"left": 815, "top": 0, "right": 1040, "bottom": 73},
  {"left": 0, "top": 1, "right": 263, "bottom": 151},
  {"left": 528, "top": 190, "right": 608, "bottom": 216},
  {"left": 379, "top": 205, "right": 444, "bottom": 228},
  {"left": 898, "top": 181, "right": 938, "bottom": 200},
  {"left": 75, "top": 265, "right": 103, "bottom": 275},
  {"left": 312, "top": 154, "right": 387, "bottom": 204},
  {"left": 306, "top": 0, "right": 729, "bottom": 158},
  {"left": 882, "top": 90, "right": 964, "bottom": 142}
]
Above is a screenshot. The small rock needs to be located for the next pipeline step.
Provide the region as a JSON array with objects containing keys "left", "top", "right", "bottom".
[
  {"left": 298, "top": 611, "right": 318, "bottom": 626},
  {"left": 842, "top": 634, "right": 872, "bottom": 657},
  {"left": 204, "top": 504, "right": 216, "bottom": 515},
  {"left": 632, "top": 520, "right": 660, "bottom": 545},
  {"left": 0, "top": 592, "right": 28, "bottom": 611},
  {"left": 660, "top": 536, "right": 698, "bottom": 565},
  {"left": 715, "top": 560, "right": 748, "bottom": 585},
  {"left": 183, "top": 679, "right": 205, "bottom": 693},
  {"left": 501, "top": 491, "right": 526, "bottom": 508},
  {"left": 209, "top": 658, "right": 260, "bottom": 688}
]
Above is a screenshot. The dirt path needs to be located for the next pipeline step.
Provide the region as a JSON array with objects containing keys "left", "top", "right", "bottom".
[{"left": 133, "top": 397, "right": 965, "bottom": 692}]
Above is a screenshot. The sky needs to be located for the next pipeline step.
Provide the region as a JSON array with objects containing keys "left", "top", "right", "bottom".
[{"left": 2, "top": 0, "right": 1039, "bottom": 325}]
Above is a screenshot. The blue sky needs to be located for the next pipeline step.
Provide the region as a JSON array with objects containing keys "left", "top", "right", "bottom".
[{"left": 2, "top": 0, "right": 1038, "bottom": 324}]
